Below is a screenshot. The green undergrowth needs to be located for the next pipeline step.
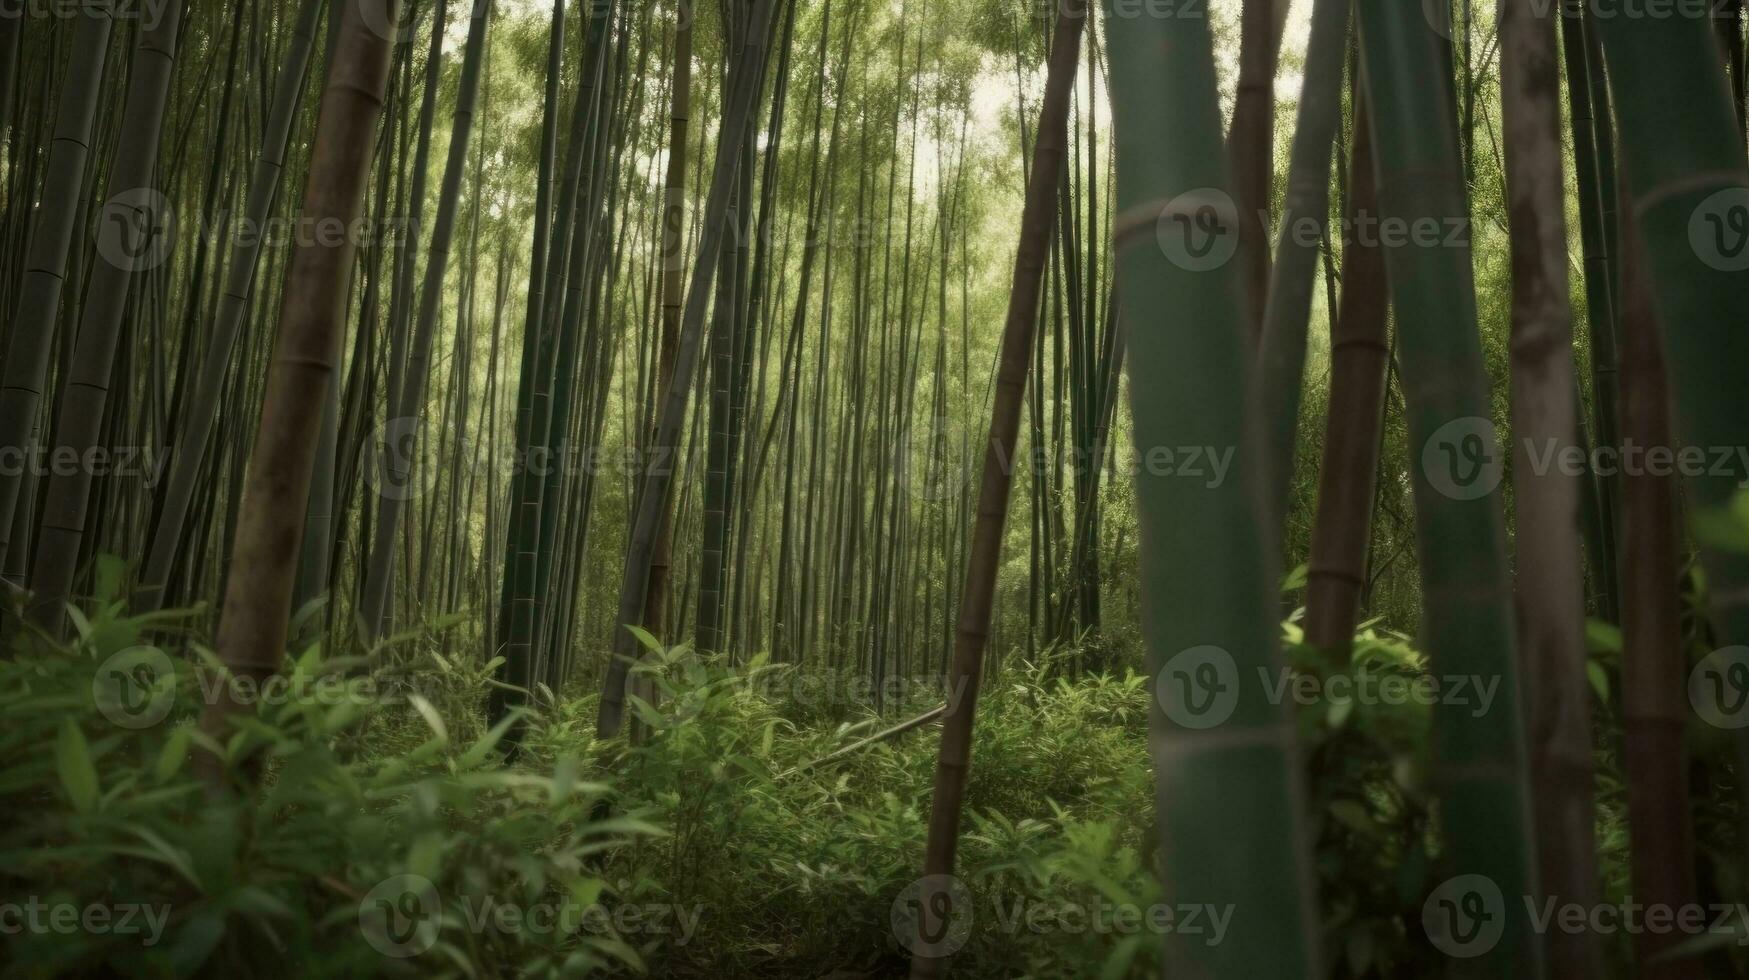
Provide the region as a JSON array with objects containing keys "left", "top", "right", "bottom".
[{"left": 5, "top": 573, "right": 1735, "bottom": 977}]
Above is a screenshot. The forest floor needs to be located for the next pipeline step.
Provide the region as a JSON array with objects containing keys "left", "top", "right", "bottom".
[{"left": 4, "top": 607, "right": 1719, "bottom": 978}]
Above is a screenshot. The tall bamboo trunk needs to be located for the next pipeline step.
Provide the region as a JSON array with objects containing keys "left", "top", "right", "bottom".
[
  {"left": 136, "top": 0, "right": 326, "bottom": 614},
  {"left": 1303, "top": 89, "right": 1388, "bottom": 653},
  {"left": 911, "top": 0, "right": 1092, "bottom": 946},
  {"left": 641, "top": 0, "right": 695, "bottom": 636},
  {"left": 1590, "top": 0, "right": 1749, "bottom": 884},
  {"left": 596, "top": 0, "right": 776, "bottom": 739},
  {"left": 197, "top": 0, "right": 400, "bottom": 781},
  {"left": 1104, "top": 0, "right": 1319, "bottom": 974},
  {"left": 1614, "top": 187, "right": 1701, "bottom": 980},
  {"left": 1559, "top": 0, "right": 1620, "bottom": 622},
  {"left": 1499, "top": 0, "right": 1600, "bottom": 971},
  {"left": 1358, "top": 0, "right": 1541, "bottom": 973},
  {"left": 357, "top": 0, "right": 492, "bottom": 642},
  {"left": 1254, "top": 0, "right": 1350, "bottom": 527},
  {"left": 0, "top": 3, "right": 114, "bottom": 590},
  {"left": 27, "top": 0, "right": 187, "bottom": 634},
  {"left": 1227, "top": 0, "right": 1287, "bottom": 336}
]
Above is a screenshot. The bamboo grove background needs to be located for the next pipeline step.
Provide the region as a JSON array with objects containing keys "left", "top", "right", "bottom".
[
  {"left": 5, "top": 0, "right": 1749, "bottom": 976},
  {"left": 0, "top": 0, "right": 1176, "bottom": 681}
]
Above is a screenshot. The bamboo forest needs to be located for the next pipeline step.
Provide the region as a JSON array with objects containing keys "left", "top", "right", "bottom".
[{"left": 11, "top": 0, "right": 1749, "bottom": 975}]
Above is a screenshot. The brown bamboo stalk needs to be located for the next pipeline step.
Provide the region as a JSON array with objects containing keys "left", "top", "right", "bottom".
[
  {"left": 908, "top": 1, "right": 1084, "bottom": 972},
  {"left": 197, "top": 0, "right": 400, "bottom": 783}
]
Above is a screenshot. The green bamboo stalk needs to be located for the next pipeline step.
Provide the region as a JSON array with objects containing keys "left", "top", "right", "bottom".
[
  {"left": 1614, "top": 189, "right": 1701, "bottom": 980},
  {"left": 1255, "top": 0, "right": 1352, "bottom": 529},
  {"left": 357, "top": 0, "right": 493, "bottom": 642},
  {"left": 1589, "top": 0, "right": 1749, "bottom": 885},
  {"left": 1559, "top": 0, "right": 1619, "bottom": 623},
  {"left": 1356, "top": 1, "right": 1541, "bottom": 973},
  {"left": 596, "top": 0, "right": 777, "bottom": 739},
  {"left": 27, "top": 0, "right": 187, "bottom": 634},
  {"left": 1304, "top": 87, "right": 1389, "bottom": 655},
  {"left": 1104, "top": 0, "right": 1318, "bottom": 974},
  {"left": 137, "top": 0, "right": 326, "bottom": 614},
  {"left": 0, "top": 2, "right": 113, "bottom": 588}
]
